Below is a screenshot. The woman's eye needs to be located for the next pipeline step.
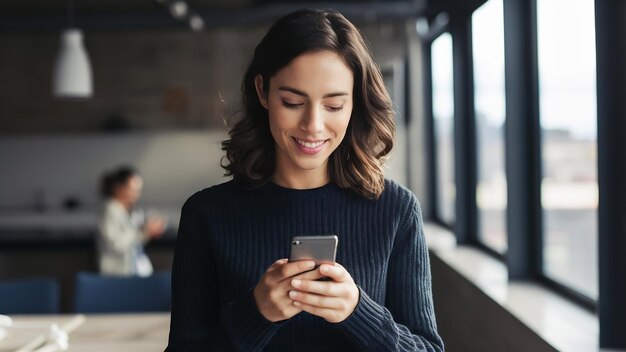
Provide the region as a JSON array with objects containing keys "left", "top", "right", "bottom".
[
  {"left": 282, "top": 101, "right": 303, "bottom": 108},
  {"left": 327, "top": 105, "right": 344, "bottom": 112}
]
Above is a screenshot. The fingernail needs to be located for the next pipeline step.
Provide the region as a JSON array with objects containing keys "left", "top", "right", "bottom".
[
  {"left": 289, "top": 290, "right": 298, "bottom": 298},
  {"left": 321, "top": 266, "right": 330, "bottom": 273},
  {"left": 293, "top": 301, "right": 301, "bottom": 306},
  {"left": 292, "top": 279, "right": 301, "bottom": 287},
  {"left": 305, "top": 261, "right": 315, "bottom": 268}
]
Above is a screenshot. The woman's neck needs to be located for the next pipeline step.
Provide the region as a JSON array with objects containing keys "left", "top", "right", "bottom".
[{"left": 272, "top": 167, "right": 330, "bottom": 190}]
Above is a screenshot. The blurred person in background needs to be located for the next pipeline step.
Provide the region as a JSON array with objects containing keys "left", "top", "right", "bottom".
[{"left": 98, "top": 166, "right": 166, "bottom": 277}]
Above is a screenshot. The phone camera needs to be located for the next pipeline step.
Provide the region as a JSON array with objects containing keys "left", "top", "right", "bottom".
[{"left": 292, "top": 241, "right": 302, "bottom": 245}]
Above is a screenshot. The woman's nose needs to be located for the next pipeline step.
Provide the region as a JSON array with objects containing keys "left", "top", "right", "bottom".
[{"left": 300, "top": 105, "right": 324, "bottom": 133}]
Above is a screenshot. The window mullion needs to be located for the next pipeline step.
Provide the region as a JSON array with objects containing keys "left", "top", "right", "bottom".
[
  {"left": 503, "top": 0, "right": 542, "bottom": 279},
  {"left": 450, "top": 10, "right": 478, "bottom": 245},
  {"left": 596, "top": 0, "right": 626, "bottom": 348}
]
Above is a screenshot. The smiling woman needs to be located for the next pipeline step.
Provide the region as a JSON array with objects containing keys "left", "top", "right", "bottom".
[
  {"left": 166, "top": 8, "right": 443, "bottom": 352},
  {"left": 221, "top": 8, "right": 396, "bottom": 199}
]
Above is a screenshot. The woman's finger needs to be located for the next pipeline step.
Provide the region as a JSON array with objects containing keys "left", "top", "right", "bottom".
[
  {"left": 290, "top": 267, "right": 325, "bottom": 281},
  {"left": 319, "top": 263, "right": 349, "bottom": 282},
  {"left": 288, "top": 290, "right": 344, "bottom": 309},
  {"left": 269, "top": 260, "right": 316, "bottom": 282},
  {"left": 292, "top": 301, "right": 343, "bottom": 323},
  {"left": 268, "top": 258, "right": 288, "bottom": 270},
  {"left": 290, "top": 277, "right": 342, "bottom": 297}
]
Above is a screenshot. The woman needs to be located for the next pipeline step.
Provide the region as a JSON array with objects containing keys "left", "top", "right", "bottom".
[
  {"left": 166, "top": 9, "right": 443, "bottom": 351},
  {"left": 98, "top": 166, "right": 166, "bottom": 277}
]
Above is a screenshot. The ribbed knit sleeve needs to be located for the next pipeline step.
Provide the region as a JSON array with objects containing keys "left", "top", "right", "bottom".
[
  {"left": 334, "top": 196, "right": 444, "bottom": 352},
  {"left": 165, "top": 193, "right": 283, "bottom": 351},
  {"left": 220, "top": 288, "right": 284, "bottom": 350}
]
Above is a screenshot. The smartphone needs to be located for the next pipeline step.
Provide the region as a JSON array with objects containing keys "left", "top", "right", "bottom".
[{"left": 288, "top": 235, "right": 338, "bottom": 266}]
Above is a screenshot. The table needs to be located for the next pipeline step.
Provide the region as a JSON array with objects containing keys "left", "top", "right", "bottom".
[{"left": 0, "top": 313, "right": 170, "bottom": 352}]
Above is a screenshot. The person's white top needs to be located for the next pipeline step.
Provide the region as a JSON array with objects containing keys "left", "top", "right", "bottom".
[{"left": 97, "top": 199, "right": 153, "bottom": 277}]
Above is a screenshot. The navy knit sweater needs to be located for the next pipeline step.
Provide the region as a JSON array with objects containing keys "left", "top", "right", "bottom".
[{"left": 166, "top": 179, "right": 443, "bottom": 351}]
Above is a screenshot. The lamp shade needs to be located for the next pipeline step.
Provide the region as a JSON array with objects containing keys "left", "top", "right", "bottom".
[{"left": 52, "top": 29, "right": 93, "bottom": 98}]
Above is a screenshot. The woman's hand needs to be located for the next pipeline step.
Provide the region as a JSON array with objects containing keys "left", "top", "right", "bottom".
[
  {"left": 253, "top": 259, "right": 323, "bottom": 322},
  {"left": 288, "top": 263, "right": 360, "bottom": 323},
  {"left": 143, "top": 217, "right": 166, "bottom": 238}
]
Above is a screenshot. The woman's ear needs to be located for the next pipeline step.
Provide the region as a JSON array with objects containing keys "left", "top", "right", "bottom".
[{"left": 254, "top": 74, "right": 268, "bottom": 110}]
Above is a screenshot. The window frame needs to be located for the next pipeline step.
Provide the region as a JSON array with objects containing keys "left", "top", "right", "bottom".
[
  {"left": 423, "top": 0, "right": 626, "bottom": 347},
  {"left": 421, "top": 15, "right": 454, "bottom": 233},
  {"left": 595, "top": 0, "right": 626, "bottom": 347},
  {"left": 424, "top": 10, "right": 507, "bottom": 261},
  {"left": 426, "top": 0, "right": 597, "bottom": 308},
  {"left": 471, "top": 0, "right": 509, "bottom": 255},
  {"left": 427, "top": 30, "right": 457, "bottom": 231}
]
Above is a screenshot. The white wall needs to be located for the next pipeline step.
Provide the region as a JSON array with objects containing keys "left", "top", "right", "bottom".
[{"left": 0, "top": 130, "right": 229, "bottom": 211}]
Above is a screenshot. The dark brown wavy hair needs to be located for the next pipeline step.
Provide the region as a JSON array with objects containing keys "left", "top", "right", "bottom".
[{"left": 221, "top": 8, "right": 395, "bottom": 199}]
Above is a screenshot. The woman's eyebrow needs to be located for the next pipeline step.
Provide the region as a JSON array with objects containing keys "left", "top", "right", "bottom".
[{"left": 278, "top": 86, "right": 349, "bottom": 98}]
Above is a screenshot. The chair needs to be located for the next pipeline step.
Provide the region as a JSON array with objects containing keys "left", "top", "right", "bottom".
[
  {"left": 73, "top": 271, "right": 171, "bottom": 313},
  {"left": 0, "top": 277, "right": 60, "bottom": 314}
]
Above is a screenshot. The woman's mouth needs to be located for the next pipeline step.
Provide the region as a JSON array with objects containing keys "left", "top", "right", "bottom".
[{"left": 293, "top": 137, "right": 328, "bottom": 155}]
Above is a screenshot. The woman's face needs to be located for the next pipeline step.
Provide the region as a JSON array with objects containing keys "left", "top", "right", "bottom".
[
  {"left": 114, "top": 175, "right": 143, "bottom": 206},
  {"left": 255, "top": 50, "right": 354, "bottom": 185}
]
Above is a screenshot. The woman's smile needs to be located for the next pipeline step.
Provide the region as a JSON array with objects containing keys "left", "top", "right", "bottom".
[{"left": 292, "top": 137, "right": 330, "bottom": 155}]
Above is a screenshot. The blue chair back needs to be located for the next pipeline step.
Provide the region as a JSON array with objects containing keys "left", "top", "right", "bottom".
[
  {"left": 0, "top": 277, "right": 59, "bottom": 314},
  {"left": 73, "top": 271, "right": 171, "bottom": 313}
]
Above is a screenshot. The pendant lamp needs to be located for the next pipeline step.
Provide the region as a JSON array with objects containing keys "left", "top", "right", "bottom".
[
  {"left": 53, "top": 29, "right": 92, "bottom": 99},
  {"left": 52, "top": 1, "right": 92, "bottom": 99}
]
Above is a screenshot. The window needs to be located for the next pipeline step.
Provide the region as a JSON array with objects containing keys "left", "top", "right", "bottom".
[
  {"left": 472, "top": 0, "right": 507, "bottom": 253},
  {"left": 537, "top": 0, "right": 598, "bottom": 299},
  {"left": 431, "top": 33, "right": 456, "bottom": 225}
]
